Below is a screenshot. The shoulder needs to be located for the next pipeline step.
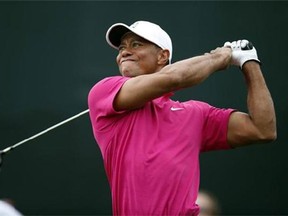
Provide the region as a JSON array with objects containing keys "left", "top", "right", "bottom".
[
  {"left": 92, "top": 76, "right": 128, "bottom": 90},
  {"left": 88, "top": 76, "right": 129, "bottom": 98},
  {"left": 184, "top": 100, "right": 235, "bottom": 118},
  {"left": 183, "top": 100, "right": 212, "bottom": 112},
  {"left": 88, "top": 76, "right": 131, "bottom": 114}
]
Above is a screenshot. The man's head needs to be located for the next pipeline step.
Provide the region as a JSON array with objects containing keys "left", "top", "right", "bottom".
[{"left": 106, "top": 21, "right": 173, "bottom": 77}]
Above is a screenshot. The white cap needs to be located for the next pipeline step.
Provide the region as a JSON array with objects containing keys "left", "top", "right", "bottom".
[{"left": 106, "top": 21, "right": 173, "bottom": 64}]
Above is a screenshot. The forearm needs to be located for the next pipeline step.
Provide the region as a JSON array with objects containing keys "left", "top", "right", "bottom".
[
  {"left": 242, "top": 62, "right": 277, "bottom": 140},
  {"left": 160, "top": 48, "right": 231, "bottom": 89}
]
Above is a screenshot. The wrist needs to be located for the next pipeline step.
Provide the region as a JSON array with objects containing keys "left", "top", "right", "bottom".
[
  {"left": 209, "top": 49, "right": 231, "bottom": 71},
  {"left": 242, "top": 60, "right": 261, "bottom": 72}
]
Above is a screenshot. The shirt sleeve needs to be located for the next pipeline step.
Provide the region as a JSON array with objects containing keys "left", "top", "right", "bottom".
[
  {"left": 88, "top": 76, "right": 130, "bottom": 133},
  {"left": 200, "top": 103, "right": 236, "bottom": 152}
]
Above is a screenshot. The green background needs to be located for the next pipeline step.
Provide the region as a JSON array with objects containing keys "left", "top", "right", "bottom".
[{"left": 0, "top": 1, "right": 287, "bottom": 215}]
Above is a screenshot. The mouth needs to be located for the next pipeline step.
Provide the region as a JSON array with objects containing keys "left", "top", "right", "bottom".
[{"left": 121, "top": 59, "right": 135, "bottom": 64}]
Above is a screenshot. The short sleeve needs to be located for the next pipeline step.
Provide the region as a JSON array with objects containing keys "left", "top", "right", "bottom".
[
  {"left": 88, "top": 76, "right": 130, "bottom": 133},
  {"left": 201, "top": 104, "right": 235, "bottom": 152}
]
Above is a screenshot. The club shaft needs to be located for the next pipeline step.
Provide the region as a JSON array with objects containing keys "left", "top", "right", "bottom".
[{"left": 1, "top": 109, "right": 89, "bottom": 154}]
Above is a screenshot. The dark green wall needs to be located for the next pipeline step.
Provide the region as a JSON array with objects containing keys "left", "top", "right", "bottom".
[{"left": 0, "top": 1, "right": 287, "bottom": 215}]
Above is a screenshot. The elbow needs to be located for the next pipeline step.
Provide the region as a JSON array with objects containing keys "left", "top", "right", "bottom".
[
  {"left": 255, "top": 118, "right": 277, "bottom": 144},
  {"left": 267, "top": 130, "right": 277, "bottom": 142},
  {"left": 259, "top": 128, "right": 277, "bottom": 143},
  {"left": 265, "top": 122, "right": 278, "bottom": 142}
]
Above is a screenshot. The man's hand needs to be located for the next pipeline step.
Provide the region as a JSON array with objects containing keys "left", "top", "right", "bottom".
[{"left": 224, "top": 39, "right": 261, "bottom": 69}]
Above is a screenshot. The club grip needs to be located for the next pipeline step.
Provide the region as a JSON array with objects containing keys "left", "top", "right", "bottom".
[{"left": 242, "top": 41, "right": 254, "bottom": 50}]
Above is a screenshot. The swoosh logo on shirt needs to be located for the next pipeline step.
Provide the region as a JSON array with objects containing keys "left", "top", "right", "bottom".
[{"left": 171, "top": 107, "right": 184, "bottom": 111}]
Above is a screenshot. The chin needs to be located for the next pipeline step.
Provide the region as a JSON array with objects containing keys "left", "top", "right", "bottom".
[
  {"left": 120, "top": 71, "right": 133, "bottom": 77},
  {"left": 121, "top": 68, "right": 140, "bottom": 77}
]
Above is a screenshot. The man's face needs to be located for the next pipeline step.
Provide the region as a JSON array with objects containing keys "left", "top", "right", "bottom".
[{"left": 116, "top": 32, "right": 163, "bottom": 77}]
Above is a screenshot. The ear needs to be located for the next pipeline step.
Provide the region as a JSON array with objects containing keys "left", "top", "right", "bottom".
[{"left": 157, "top": 49, "right": 170, "bottom": 65}]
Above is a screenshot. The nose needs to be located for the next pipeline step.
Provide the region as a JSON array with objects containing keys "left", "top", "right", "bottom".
[
  {"left": 120, "top": 47, "right": 132, "bottom": 57},
  {"left": 117, "top": 47, "right": 133, "bottom": 65},
  {"left": 117, "top": 47, "right": 132, "bottom": 65}
]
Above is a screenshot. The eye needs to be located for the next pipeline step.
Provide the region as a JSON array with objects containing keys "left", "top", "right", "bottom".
[
  {"left": 118, "top": 45, "right": 125, "bottom": 52},
  {"left": 132, "top": 41, "right": 142, "bottom": 48}
]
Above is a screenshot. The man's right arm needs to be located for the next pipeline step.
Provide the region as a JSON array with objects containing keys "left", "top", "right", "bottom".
[{"left": 113, "top": 47, "right": 232, "bottom": 111}]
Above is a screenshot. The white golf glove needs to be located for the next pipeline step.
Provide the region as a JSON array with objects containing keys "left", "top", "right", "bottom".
[{"left": 224, "top": 39, "right": 261, "bottom": 69}]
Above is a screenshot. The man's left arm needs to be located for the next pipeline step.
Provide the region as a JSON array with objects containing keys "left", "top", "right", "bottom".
[{"left": 227, "top": 61, "right": 277, "bottom": 148}]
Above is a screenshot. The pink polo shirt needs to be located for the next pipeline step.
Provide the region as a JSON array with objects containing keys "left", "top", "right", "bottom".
[{"left": 88, "top": 76, "right": 234, "bottom": 216}]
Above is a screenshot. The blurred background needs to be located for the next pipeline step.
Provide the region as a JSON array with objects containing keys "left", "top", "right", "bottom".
[{"left": 0, "top": 1, "right": 287, "bottom": 215}]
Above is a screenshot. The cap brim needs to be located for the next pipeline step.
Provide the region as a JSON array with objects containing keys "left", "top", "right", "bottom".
[{"left": 106, "top": 23, "right": 131, "bottom": 50}]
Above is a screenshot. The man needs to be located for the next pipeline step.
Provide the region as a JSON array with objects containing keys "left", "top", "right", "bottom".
[{"left": 88, "top": 21, "right": 276, "bottom": 215}]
